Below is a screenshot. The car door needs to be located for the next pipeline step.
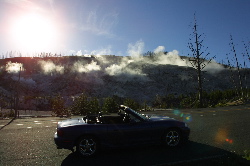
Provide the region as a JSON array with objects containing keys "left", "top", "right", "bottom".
[
  {"left": 107, "top": 114, "right": 154, "bottom": 146},
  {"left": 106, "top": 123, "right": 131, "bottom": 146},
  {"left": 123, "top": 121, "right": 153, "bottom": 145}
]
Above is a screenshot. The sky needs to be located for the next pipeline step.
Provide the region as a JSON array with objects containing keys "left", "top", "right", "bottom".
[{"left": 0, "top": 0, "right": 250, "bottom": 66}]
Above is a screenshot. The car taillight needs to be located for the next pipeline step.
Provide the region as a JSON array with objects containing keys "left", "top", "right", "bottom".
[{"left": 57, "top": 129, "right": 64, "bottom": 137}]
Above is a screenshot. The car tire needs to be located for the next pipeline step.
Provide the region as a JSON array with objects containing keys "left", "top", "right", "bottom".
[
  {"left": 76, "top": 136, "right": 99, "bottom": 157},
  {"left": 162, "top": 129, "right": 181, "bottom": 147}
]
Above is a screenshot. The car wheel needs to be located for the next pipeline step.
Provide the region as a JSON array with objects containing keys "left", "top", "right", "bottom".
[
  {"left": 76, "top": 136, "right": 98, "bottom": 157},
  {"left": 163, "top": 129, "right": 181, "bottom": 147}
]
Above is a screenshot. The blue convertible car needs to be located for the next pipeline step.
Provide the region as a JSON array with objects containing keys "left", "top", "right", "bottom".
[{"left": 54, "top": 105, "right": 190, "bottom": 157}]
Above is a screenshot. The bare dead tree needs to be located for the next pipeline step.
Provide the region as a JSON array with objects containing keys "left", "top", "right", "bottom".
[
  {"left": 14, "top": 67, "right": 21, "bottom": 119},
  {"left": 229, "top": 35, "right": 244, "bottom": 98},
  {"left": 242, "top": 41, "right": 250, "bottom": 98},
  {"left": 243, "top": 42, "right": 250, "bottom": 61},
  {"left": 188, "top": 14, "right": 215, "bottom": 107},
  {"left": 226, "top": 55, "right": 240, "bottom": 97}
]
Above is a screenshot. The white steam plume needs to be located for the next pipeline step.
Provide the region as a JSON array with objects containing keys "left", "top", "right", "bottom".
[
  {"left": 155, "top": 50, "right": 188, "bottom": 66},
  {"left": 73, "top": 61, "right": 101, "bottom": 73},
  {"left": 90, "top": 46, "right": 112, "bottom": 56},
  {"left": 76, "top": 50, "right": 82, "bottom": 56},
  {"left": 38, "top": 60, "right": 64, "bottom": 74},
  {"left": 127, "top": 40, "right": 144, "bottom": 59},
  {"left": 105, "top": 59, "right": 135, "bottom": 76},
  {"left": 6, "top": 61, "right": 23, "bottom": 73},
  {"left": 154, "top": 46, "right": 165, "bottom": 54},
  {"left": 202, "top": 60, "right": 226, "bottom": 74},
  {"left": 104, "top": 39, "right": 146, "bottom": 77}
]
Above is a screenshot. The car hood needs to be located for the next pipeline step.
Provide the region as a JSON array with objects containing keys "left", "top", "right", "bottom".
[
  {"left": 149, "top": 115, "right": 175, "bottom": 121},
  {"left": 58, "top": 117, "right": 86, "bottom": 127}
]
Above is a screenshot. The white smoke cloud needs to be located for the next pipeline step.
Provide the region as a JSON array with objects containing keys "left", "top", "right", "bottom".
[
  {"left": 154, "top": 46, "right": 165, "bottom": 54},
  {"left": 105, "top": 59, "right": 130, "bottom": 75},
  {"left": 126, "top": 41, "right": 188, "bottom": 67},
  {"left": 105, "top": 56, "right": 148, "bottom": 83},
  {"left": 127, "top": 40, "right": 144, "bottom": 59},
  {"left": 5, "top": 61, "right": 23, "bottom": 73},
  {"left": 153, "top": 46, "right": 190, "bottom": 66},
  {"left": 70, "top": 46, "right": 113, "bottom": 58},
  {"left": 38, "top": 60, "right": 64, "bottom": 74},
  {"left": 105, "top": 41, "right": 189, "bottom": 78},
  {"left": 90, "top": 46, "right": 112, "bottom": 56},
  {"left": 69, "top": 50, "right": 89, "bottom": 56},
  {"left": 202, "top": 60, "right": 226, "bottom": 74},
  {"left": 69, "top": 50, "right": 76, "bottom": 55},
  {"left": 73, "top": 60, "right": 101, "bottom": 73},
  {"left": 76, "top": 50, "right": 82, "bottom": 56},
  {"left": 69, "top": 40, "right": 225, "bottom": 81},
  {"left": 154, "top": 50, "right": 188, "bottom": 66}
]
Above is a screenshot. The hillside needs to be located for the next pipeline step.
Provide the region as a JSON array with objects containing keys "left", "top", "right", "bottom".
[{"left": 0, "top": 52, "right": 249, "bottom": 109}]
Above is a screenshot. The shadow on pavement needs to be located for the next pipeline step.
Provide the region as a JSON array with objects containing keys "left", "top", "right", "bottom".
[
  {"left": 0, "top": 117, "right": 15, "bottom": 131},
  {"left": 61, "top": 141, "right": 249, "bottom": 166}
]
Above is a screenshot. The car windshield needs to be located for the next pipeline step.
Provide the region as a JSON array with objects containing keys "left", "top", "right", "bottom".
[{"left": 127, "top": 108, "right": 149, "bottom": 121}]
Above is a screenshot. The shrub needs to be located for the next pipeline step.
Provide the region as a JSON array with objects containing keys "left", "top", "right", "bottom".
[
  {"left": 88, "top": 97, "right": 100, "bottom": 114},
  {"left": 9, "top": 110, "right": 15, "bottom": 117},
  {"left": 123, "top": 98, "right": 141, "bottom": 111},
  {"left": 70, "top": 93, "right": 89, "bottom": 115},
  {"left": 102, "top": 97, "right": 119, "bottom": 113},
  {"left": 50, "top": 95, "right": 66, "bottom": 116}
]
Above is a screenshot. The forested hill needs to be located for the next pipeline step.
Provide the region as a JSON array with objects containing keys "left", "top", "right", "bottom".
[{"left": 0, "top": 53, "right": 249, "bottom": 108}]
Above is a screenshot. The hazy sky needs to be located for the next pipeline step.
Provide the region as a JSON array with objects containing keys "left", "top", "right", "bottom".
[{"left": 1, "top": 0, "right": 250, "bottom": 65}]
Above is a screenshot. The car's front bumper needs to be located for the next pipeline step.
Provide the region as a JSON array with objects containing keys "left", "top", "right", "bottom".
[{"left": 54, "top": 132, "right": 74, "bottom": 150}]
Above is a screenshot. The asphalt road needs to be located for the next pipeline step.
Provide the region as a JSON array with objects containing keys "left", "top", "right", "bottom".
[{"left": 0, "top": 104, "right": 250, "bottom": 166}]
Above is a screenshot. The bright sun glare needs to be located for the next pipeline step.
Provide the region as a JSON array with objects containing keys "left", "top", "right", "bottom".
[{"left": 10, "top": 13, "right": 59, "bottom": 52}]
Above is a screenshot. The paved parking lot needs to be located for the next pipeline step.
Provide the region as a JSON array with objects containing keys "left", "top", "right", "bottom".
[{"left": 0, "top": 105, "right": 250, "bottom": 165}]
